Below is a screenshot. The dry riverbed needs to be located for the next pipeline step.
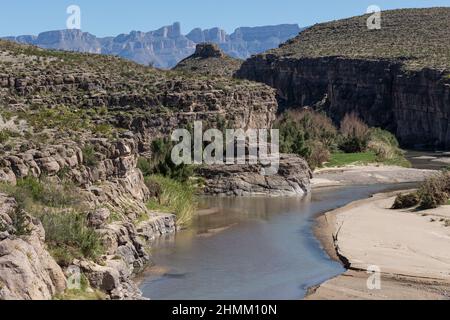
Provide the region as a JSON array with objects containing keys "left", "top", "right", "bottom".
[{"left": 308, "top": 190, "right": 450, "bottom": 300}]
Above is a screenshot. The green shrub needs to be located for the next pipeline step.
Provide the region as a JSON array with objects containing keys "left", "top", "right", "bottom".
[
  {"left": 1, "top": 176, "right": 81, "bottom": 213},
  {"left": 392, "top": 193, "right": 420, "bottom": 209},
  {"left": 41, "top": 210, "right": 104, "bottom": 266},
  {"left": 0, "top": 130, "right": 11, "bottom": 143},
  {"left": 16, "top": 176, "right": 79, "bottom": 208},
  {"left": 275, "top": 109, "right": 338, "bottom": 167},
  {"left": 418, "top": 172, "right": 450, "bottom": 210},
  {"left": 92, "top": 123, "right": 113, "bottom": 136},
  {"left": 146, "top": 175, "right": 196, "bottom": 226},
  {"left": 82, "top": 145, "right": 99, "bottom": 168},
  {"left": 339, "top": 113, "right": 370, "bottom": 153},
  {"left": 138, "top": 138, "right": 194, "bottom": 182},
  {"left": 137, "top": 157, "right": 153, "bottom": 177}
]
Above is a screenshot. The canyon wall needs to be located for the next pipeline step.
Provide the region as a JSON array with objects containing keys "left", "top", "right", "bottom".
[{"left": 237, "top": 55, "right": 450, "bottom": 148}]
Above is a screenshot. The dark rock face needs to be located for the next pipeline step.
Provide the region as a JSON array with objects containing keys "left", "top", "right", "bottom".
[
  {"left": 236, "top": 8, "right": 450, "bottom": 149},
  {"left": 173, "top": 43, "right": 243, "bottom": 77},
  {"left": 193, "top": 43, "right": 224, "bottom": 58},
  {"left": 4, "top": 23, "right": 302, "bottom": 69},
  {"left": 197, "top": 154, "right": 312, "bottom": 196},
  {"left": 237, "top": 55, "right": 450, "bottom": 149}
]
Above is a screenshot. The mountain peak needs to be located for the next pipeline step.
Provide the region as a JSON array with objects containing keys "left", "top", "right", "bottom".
[{"left": 2, "top": 23, "right": 303, "bottom": 69}]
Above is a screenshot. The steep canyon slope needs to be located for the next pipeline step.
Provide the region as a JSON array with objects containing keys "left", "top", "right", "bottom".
[{"left": 236, "top": 8, "right": 450, "bottom": 149}]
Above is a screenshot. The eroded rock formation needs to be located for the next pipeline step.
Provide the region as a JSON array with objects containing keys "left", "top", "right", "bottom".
[
  {"left": 236, "top": 8, "right": 450, "bottom": 149},
  {"left": 197, "top": 154, "right": 312, "bottom": 196}
]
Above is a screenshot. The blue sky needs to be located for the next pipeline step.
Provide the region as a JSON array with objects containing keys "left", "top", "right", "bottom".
[{"left": 1, "top": 0, "right": 449, "bottom": 37}]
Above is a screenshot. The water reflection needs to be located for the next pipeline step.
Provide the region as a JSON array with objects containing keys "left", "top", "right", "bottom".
[{"left": 141, "top": 184, "right": 414, "bottom": 300}]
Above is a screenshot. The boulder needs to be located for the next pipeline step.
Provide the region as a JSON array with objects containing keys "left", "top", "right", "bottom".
[
  {"left": 197, "top": 154, "right": 312, "bottom": 196},
  {"left": 87, "top": 208, "right": 111, "bottom": 229}
]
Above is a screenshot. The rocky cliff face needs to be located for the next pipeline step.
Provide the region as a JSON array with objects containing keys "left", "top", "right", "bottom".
[
  {"left": 236, "top": 8, "right": 450, "bottom": 149},
  {"left": 0, "top": 194, "right": 67, "bottom": 300},
  {"left": 4, "top": 23, "right": 303, "bottom": 69},
  {"left": 197, "top": 154, "right": 312, "bottom": 196},
  {"left": 0, "top": 39, "right": 284, "bottom": 299},
  {"left": 174, "top": 43, "right": 243, "bottom": 78}
]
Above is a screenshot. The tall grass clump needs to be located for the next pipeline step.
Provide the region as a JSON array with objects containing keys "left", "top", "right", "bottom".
[
  {"left": 41, "top": 210, "right": 104, "bottom": 266},
  {"left": 0, "top": 176, "right": 103, "bottom": 265},
  {"left": 146, "top": 175, "right": 196, "bottom": 226},
  {"left": 368, "top": 128, "right": 411, "bottom": 167}
]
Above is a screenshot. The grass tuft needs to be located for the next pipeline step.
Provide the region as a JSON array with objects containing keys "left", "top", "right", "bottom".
[{"left": 146, "top": 175, "right": 196, "bottom": 226}]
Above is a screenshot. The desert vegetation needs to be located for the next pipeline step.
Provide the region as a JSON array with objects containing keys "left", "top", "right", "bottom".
[
  {"left": 392, "top": 170, "right": 450, "bottom": 210},
  {"left": 0, "top": 176, "right": 103, "bottom": 265},
  {"left": 276, "top": 109, "right": 409, "bottom": 169},
  {"left": 275, "top": 8, "right": 450, "bottom": 70},
  {"left": 137, "top": 138, "right": 197, "bottom": 225}
]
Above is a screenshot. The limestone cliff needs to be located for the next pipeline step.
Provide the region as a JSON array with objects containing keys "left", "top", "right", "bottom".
[
  {"left": 0, "top": 39, "right": 281, "bottom": 299},
  {"left": 236, "top": 8, "right": 450, "bottom": 149},
  {"left": 174, "top": 43, "right": 243, "bottom": 77}
]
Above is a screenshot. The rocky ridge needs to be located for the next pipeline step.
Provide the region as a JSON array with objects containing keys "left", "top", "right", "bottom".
[
  {"left": 197, "top": 154, "right": 312, "bottom": 196},
  {"left": 4, "top": 23, "right": 303, "bottom": 69},
  {"left": 236, "top": 8, "right": 450, "bottom": 149},
  {"left": 174, "top": 43, "right": 243, "bottom": 77},
  {"left": 0, "top": 40, "right": 312, "bottom": 299}
]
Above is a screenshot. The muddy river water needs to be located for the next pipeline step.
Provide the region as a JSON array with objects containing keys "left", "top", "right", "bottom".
[{"left": 140, "top": 183, "right": 416, "bottom": 300}]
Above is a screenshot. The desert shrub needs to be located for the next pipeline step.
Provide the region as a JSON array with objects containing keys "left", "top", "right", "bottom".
[
  {"left": 146, "top": 175, "right": 196, "bottom": 226},
  {"left": 392, "top": 192, "right": 420, "bottom": 209},
  {"left": 82, "top": 145, "right": 99, "bottom": 168},
  {"left": 308, "top": 141, "right": 331, "bottom": 170},
  {"left": 92, "top": 123, "right": 113, "bottom": 136},
  {"left": 367, "top": 128, "right": 410, "bottom": 166},
  {"left": 1, "top": 176, "right": 81, "bottom": 214},
  {"left": 369, "top": 128, "right": 400, "bottom": 149},
  {"left": 418, "top": 172, "right": 450, "bottom": 209},
  {"left": 275, "top": 109, "right": 338, "bottom": 167},
  {"left": 17, "top": 176, "right": 79, "bottom": 208},
  {"left": 0, "top": 130, "right": 11, "bottom": 143},
  {"left": 137, "top": 157, "right": 153, "bottom": 177},
  {"left": 41, "top": 210, "right": 103, "bottom": 266},
  {"left": 138, "top": 138, "right": 194, "bottom": 182},
  {"left": 339, "top": 113, "right": 370, "bottom": 153}
]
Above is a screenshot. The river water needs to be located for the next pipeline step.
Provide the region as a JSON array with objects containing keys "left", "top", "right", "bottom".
[{"left": 140, "top": 183, "right": 414, "bottom": 300}]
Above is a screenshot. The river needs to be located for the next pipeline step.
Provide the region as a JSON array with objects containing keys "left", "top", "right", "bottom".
[{"left": 140, "top": 183, "right": 415, "bottom": 300}]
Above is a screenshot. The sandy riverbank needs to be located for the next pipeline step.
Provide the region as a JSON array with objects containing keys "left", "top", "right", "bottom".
[
  {"left": 307, "top": 191, "right": 450, "bottom": 300},
  {"left": 311, "top": 165, "right": 435, "bottom": 189}
]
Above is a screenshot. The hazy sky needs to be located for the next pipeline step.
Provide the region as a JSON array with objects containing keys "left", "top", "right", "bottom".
[{"left": 1, "top": 0, "right": 449, "bottom": 37}]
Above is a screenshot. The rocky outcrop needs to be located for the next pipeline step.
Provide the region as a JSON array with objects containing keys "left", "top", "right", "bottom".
[
  {"left": 4, "top": 23, "right": 302, "bottom": 69},
  {"left": 174, "top": 44, "right": 243, "bottom": 77},
  {"left": 0, "top": 194, "right": 67, "bottom": 300},
  {"left": 236, "top": 8, "right": 450, "bottom": 149},
  {"left": 197, "top": 154, "right": 312, "bottom": 196},
  {"left": 238, "top": 56, "right": 450, "bottom": 148},
  {"left": 0, "top": 132, "right": 177, "bottom": 300}
]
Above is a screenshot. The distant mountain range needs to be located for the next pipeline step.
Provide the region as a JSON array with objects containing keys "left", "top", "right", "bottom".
[{"left": 3, "top": 22, "right": 303, "bottom": 69}]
